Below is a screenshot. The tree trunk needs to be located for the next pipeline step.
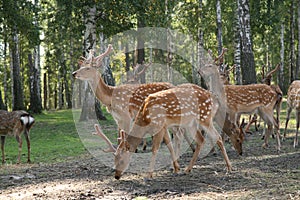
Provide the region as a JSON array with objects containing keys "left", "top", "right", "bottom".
[
  {"left": 137, "top": 15, "right": 146, "bottom": 83},
  {"left": 279, "top": 23, "right": 285, "bottom": 94},
  {"left": 216, "top": 0, "right": 223, "bottom": 56},
  {"left": 290, "top": 0, "right": 295, "bottom": 83},
  {"left": 197, "top": 0, "right": 206, "bottom": 88},
  {"left": 43, "top": 73, "right": 48, "bottom": 110},
  {"left": 10, "top": 28, "right": 25, "bottom": 110},
  {"left": 297, "top": 0, "right": 300, "bottom": 80},
  {"left": 238, "top": 0, "right": 256, "bottom": 84},
  {"left": 0, "top": 90, "right": 6, "bottom": 110},
  {"left": 28, "top": 53, "right": 42, "bottom": 113},
  {"left": 3, "top": 34, "right": 8, "bottom": 110},
  {"left": 234, "top": 0, "right": 241, "bottom": 85},
  {"left": 80, "top": 5, "right": 105, "bottom": 121}
]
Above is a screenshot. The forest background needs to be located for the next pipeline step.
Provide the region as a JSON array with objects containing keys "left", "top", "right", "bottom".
[{"left": 0, "top": 0, "right": 299, "bottom": 117}]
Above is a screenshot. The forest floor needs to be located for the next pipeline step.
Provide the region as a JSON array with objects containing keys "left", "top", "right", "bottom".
[{"left": 0, "top": 129, "right": 299, "bottom": 200}]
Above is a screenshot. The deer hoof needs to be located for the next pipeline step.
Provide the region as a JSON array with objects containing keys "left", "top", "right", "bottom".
[{"left": 262, "top": 143, "right": 268, "bottom": 149}]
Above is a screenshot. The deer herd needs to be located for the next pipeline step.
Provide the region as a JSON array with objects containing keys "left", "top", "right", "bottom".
[{"left": 0, "top": 44, "right": 299, "bottom": 181}]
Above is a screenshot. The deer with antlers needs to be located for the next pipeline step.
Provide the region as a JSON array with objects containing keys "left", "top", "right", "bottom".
[
  {"left": 284, "top": 80, "right": 300, "bottom": 147},
  {"left": 94, "top": 83, "right": 232, "bottom": 179},
  {"left": 72, "top": 45, "right": 196, "bottom": 153},
  {"left": 0, "top": 110, "right": 35, "bottom": 164}
]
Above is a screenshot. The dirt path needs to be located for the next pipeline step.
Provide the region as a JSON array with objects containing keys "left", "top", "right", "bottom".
[{"left": 1, "top": 134, "right": 299, "bottom": 200}]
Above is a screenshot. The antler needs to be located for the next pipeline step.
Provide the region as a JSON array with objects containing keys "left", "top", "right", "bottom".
[
  {"left": 93, "top": 124, "right": 116, "bottom": 153},
  {"left": 262, "top": 64, "right": 280, "bottom": 85},
  {"left": 135, "top": 62, "right": 152, "bottom": 76},
  {"left": 95, "top": 44, "right": 113, "bottom": 60},
  {"left": 215, "top": 47, "right": 228, "bottom": 67}
]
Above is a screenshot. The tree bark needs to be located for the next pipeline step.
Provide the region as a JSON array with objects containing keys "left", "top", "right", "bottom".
[
  {"left": 279, "top": 23, "right": 285, "bottom": 94},
  {"left": 0, "top": 90, "right": 6, "bottom": 110},
  {"left": 10, "top": 27, "right": 25, "bottom": 110},
  {"left": 290, "top": 0, "right": 295, "bottom": 83},
  {"left": 234, "top": 0, "right": 241, "bottom": 85},
  {"left": 238, "top": 0, "right": 256, "bottom": 84},
  {"left": 297, "top": 0, "right": 300, "bottom": 80},
  {"left": 80, "top": 5, "right": 105, "bottom": 121},
  {"left": 43, "top": 73, "right": 48, "bottom": 110},
  {"left": 216, "top": 0, "right": 223, "bottom": 56},
  {"left": 28, "top": 53, "right": 42, "bottom": 113},
  {"left": 137, "top": 15, "right": 146, "bottom": 83}
]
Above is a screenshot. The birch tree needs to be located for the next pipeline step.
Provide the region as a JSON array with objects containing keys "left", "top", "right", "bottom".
[
  {"left": 238, "top": 0, "right": 256, "bottom": 84},
  {"left": 234, "top": 0, "right": 241, "bottom": 84},
  {"left": 80, "top": 5, "right": 106, "bottom": 121}
]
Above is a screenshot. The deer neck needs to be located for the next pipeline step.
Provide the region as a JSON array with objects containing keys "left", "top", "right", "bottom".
[{"left": 88, "top": 72, "right": 114, "bottom": 107}]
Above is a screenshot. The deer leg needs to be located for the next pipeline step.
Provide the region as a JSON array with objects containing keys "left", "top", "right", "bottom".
[
  {"left": 147, "top": 128, "right": 166, "bottom": 179},
  {"left": 211, "top": 127, "right": 232, "bottom": 172},
  {"left": 294, "top": 110, "right": 300, "bottom": 148},
  {"left": 259, "top": 108, "right": 280, "bottom": 150},
  {"left": 162, "top": 130, "right": 180, "bottom": 174},
  {"left": 1, "top": 136, "right": 5, "bottom": 164},
  {"left": 24, "top": 130, "right": 31, "bottom": 163},
  {"left": 183, "top": 129, "right": 195, "bottom": 152},
  {"left": 284, "top": 106, "right": 293, "bottom": 139},
  {"left": 171, "top": 127, "right": 183, "bottom": 159},
  {"left": 185, "top": 130, "right": 204, "bottom": 173},
  {"left": 15, "top": 135, "right": 22, "bottom": 164}
]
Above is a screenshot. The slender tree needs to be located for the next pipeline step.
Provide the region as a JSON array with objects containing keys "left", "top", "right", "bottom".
[
  {"left": 234, "top": 0, "right": 241, "bottom": 84},
  {"left": 290, "top": 0, "right": 296, "bottom": 82},
  {"left": 238, "top": 0, "right": 256, "bottom": 84}
]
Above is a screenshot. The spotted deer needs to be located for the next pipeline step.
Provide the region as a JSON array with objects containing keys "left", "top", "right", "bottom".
[
  {"left": 284, "top": 80, "right": 300, "bottom": 147},
  {"left": 0, "top": 110, "right": 35, "bottom": 164},
  {"left": 225, "top": 84, "right": 281, "bottom": 150},
  {"left": 94, "top": 83, "right": 232, "bottom": 180},
  {"left": 72, "top": 45, "right": 193, "bottom": 152}
]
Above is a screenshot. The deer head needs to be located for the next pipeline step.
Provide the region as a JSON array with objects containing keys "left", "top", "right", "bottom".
[
  {"left": 72, "top": 44, "right": 113, "bottom": 80},
  {"left": 92, "top": 125, "right": 132, "bottom": 180}
]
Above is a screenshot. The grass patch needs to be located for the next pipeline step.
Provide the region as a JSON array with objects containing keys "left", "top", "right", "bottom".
[{"left": 1, "top": 109, "right": 116, "bottom": 165}]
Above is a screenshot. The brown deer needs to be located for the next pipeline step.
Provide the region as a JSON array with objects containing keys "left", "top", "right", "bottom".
[
  {"left": 0, "top": 110, "right": 35, "bottom": 164},
  {"left": 95, "top": 83, "right": 232, "bottom": 180},
  {"left": 199, "top": 64, "right": 245, "bottom": 155},
  {"left": 244, "top": 64, "right": 282, "bottom": 137},
  {"left": 72, "top": 45, "right": 192, "bottom": 152},
  {"left": 224, "top": 84, "right": 281, "bottom": 150},
  {"left": 284, "top": 80, "right": 300, "bottom": 147}
]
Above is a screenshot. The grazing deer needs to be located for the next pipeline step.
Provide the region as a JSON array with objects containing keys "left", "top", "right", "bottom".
[
  {"left": 199, "top": 64, "right": 245, "bottom": 155},
  {"left": 72, "top": 45, "right": 192, "bottom": 152},
  {"left": 284, "top": 80, "right": 300, "bottom": 147},
  {"left": 95, "top": 83, "right": 232, "bottom": 180},
  {"left": 0, "top": 110, "right": 35, "bottom": 164},
  {"left": 225, "top": 84, "right": 281, "bottom": 150}
]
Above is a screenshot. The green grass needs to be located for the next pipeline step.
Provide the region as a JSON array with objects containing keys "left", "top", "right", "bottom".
[{"left": 2, "top": 110, "right": 91, "bottom": 164}]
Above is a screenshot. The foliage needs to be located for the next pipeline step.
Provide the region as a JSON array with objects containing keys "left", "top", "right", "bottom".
[{"left": 0, "top": 0, "right": 299, "bottom": 110}]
